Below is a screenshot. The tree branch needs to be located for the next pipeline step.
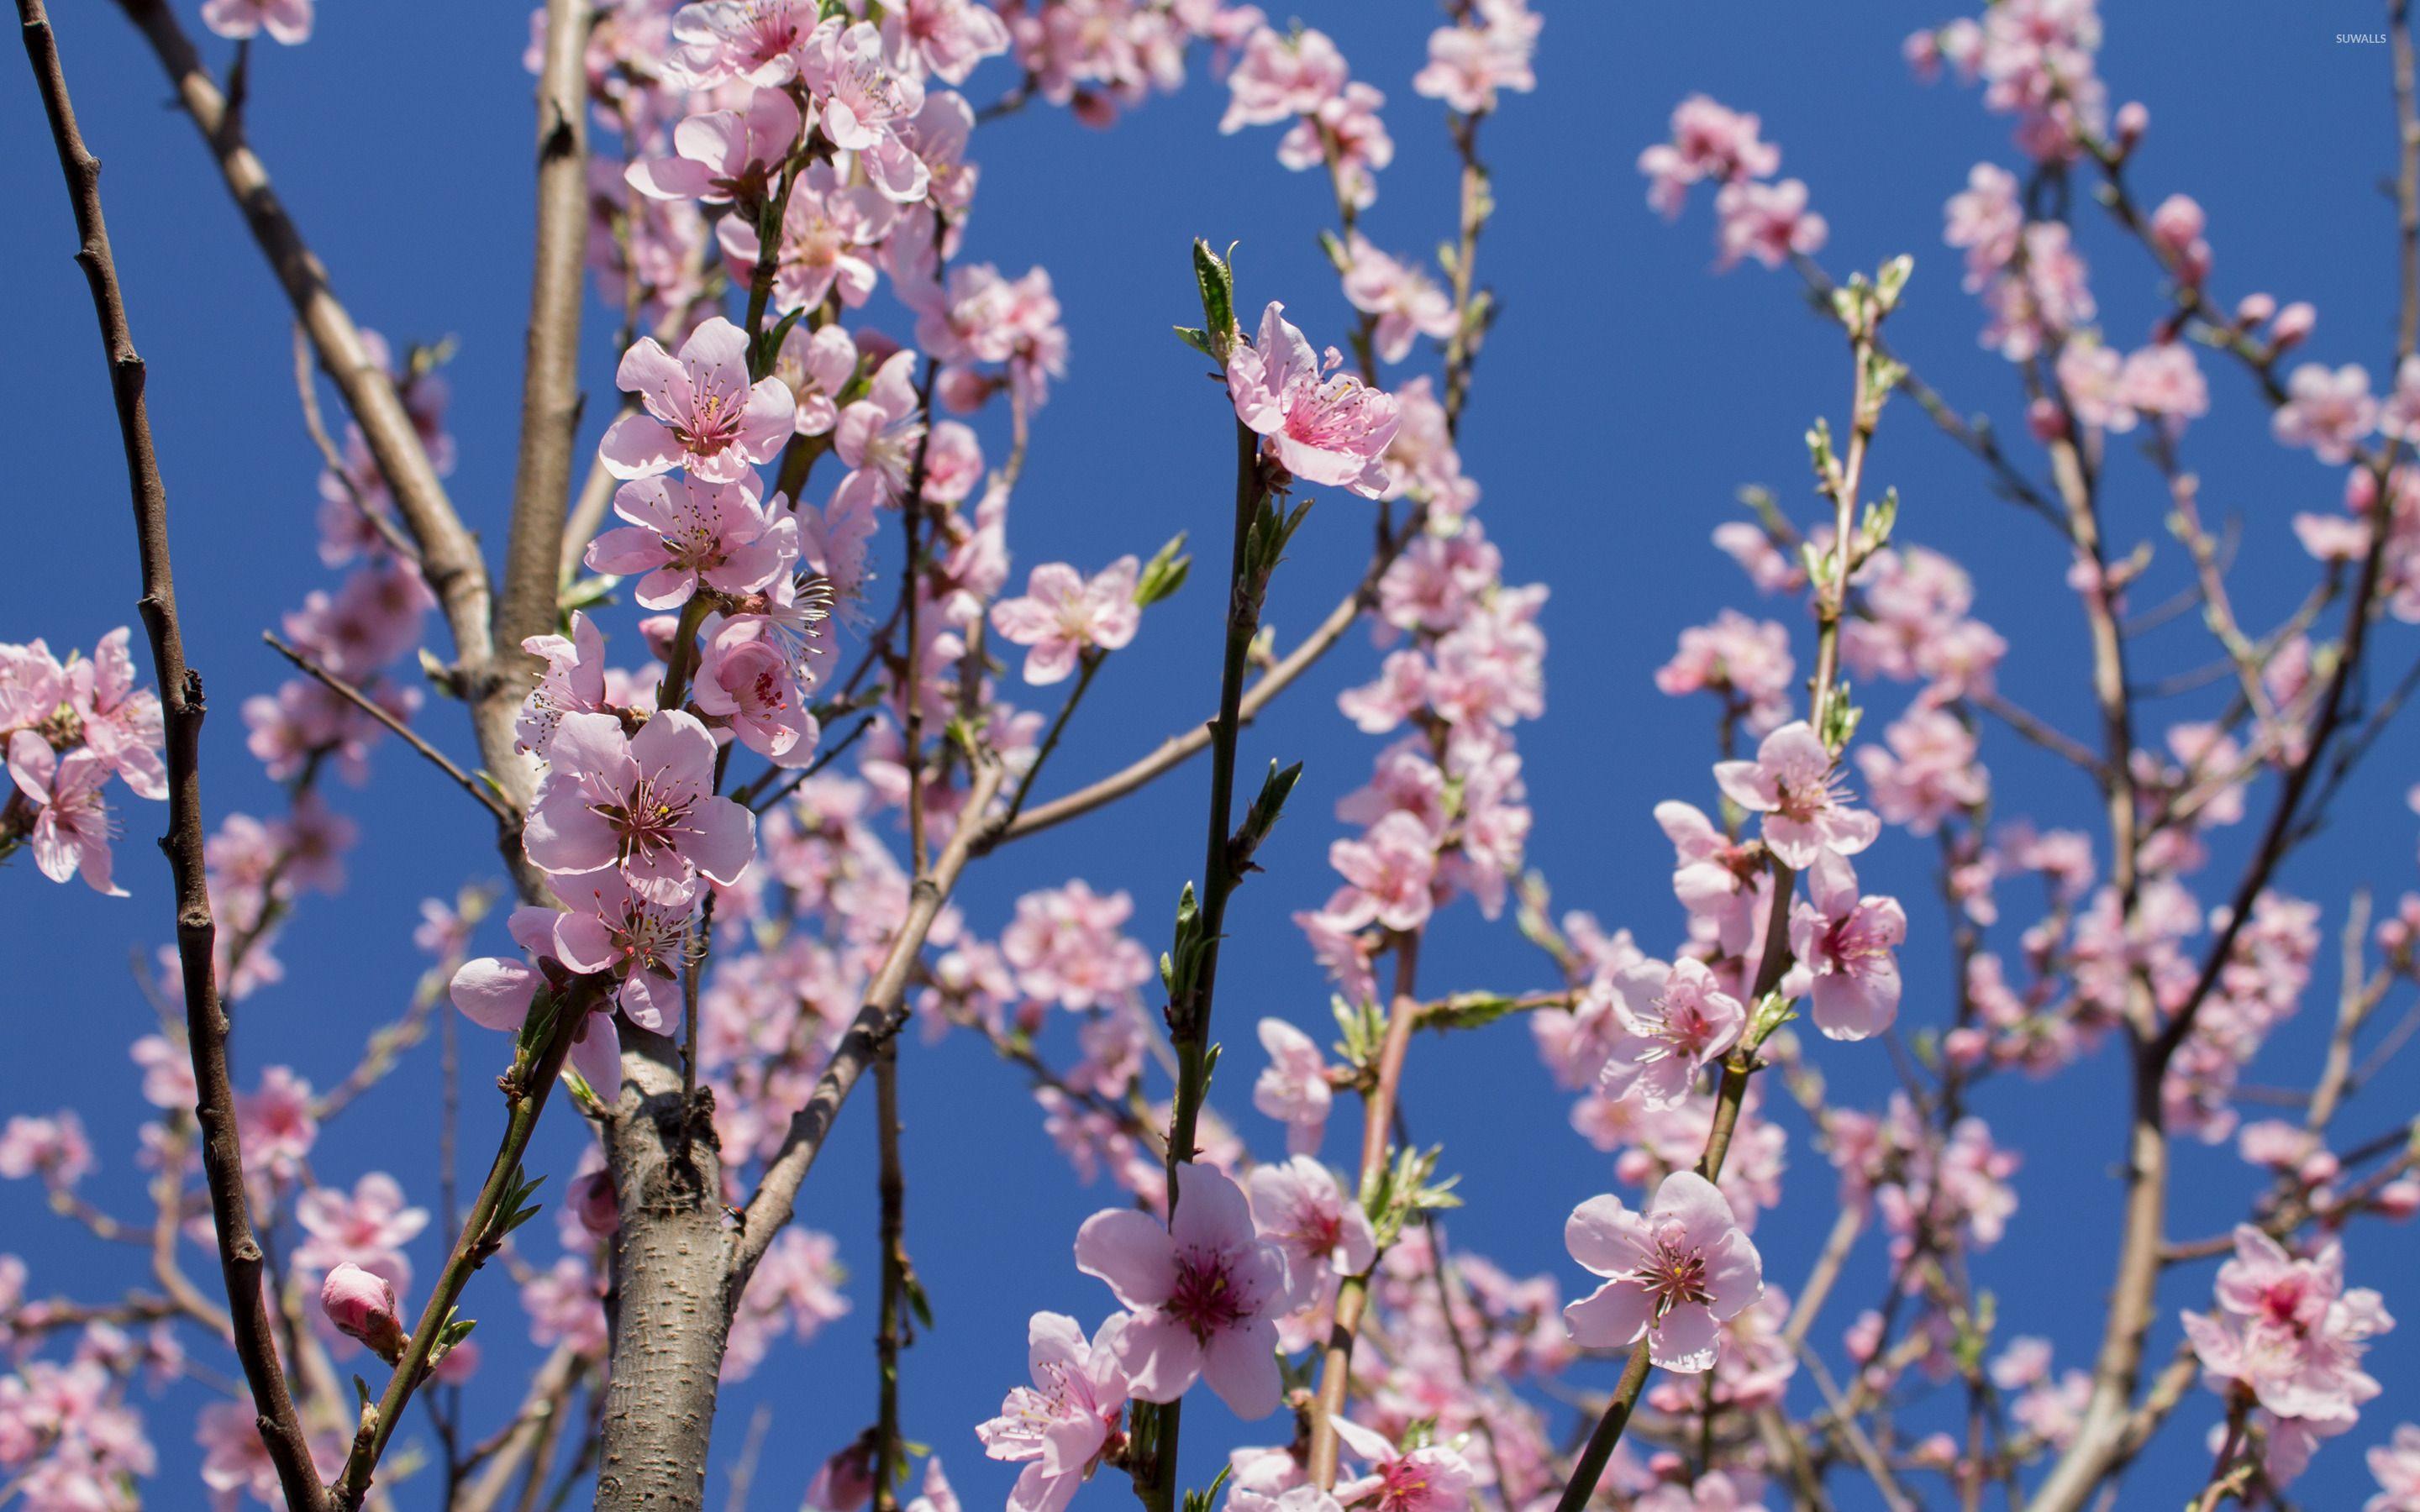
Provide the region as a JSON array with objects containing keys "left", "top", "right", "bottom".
[{"left": 15, "top": 3, "right": 328, "bottom": 1503}]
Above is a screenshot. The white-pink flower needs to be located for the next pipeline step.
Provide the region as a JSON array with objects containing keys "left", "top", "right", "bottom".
[
  {"left": 989, "top": 559, "right": 1141, "bottom": 685},
  {"left": 1712, "top": 721, "right": 1881, "bottom": 869},
  {"left": 1328, "top": 1415, "right": 1476, "bottom": 1512},
  {"left": 1074, "top": 1163, "right": 1287, "bottom": 1417},
  {"left": 8, "top": 731, "right": 123, "bottom": 895},
  {"left": 694, "top": 616, "right": 819, "bottom": 765},
  {"left": 1597, "top": 957, "right": 1747, "bottom": 1110},
  {"left": 1339, "top": 237, "right": 1455, "bottom": 365},
  {"left": 627, "top": 87, "right": 802, "bottom": 206},
  {"left": 1787, "top": 851, "right": 1906, "bottom": 1042},
  {"left": 2370, "top": 1423, "right": 2420, "bottom": 1511},
  {"left": 69, "top": 627, "right": 166, "bottom": 801},
  {"left": 523, "top": 709, "right": 756, "bottom": 904},
  {"left": 598, "top": 318, "right": 797, "bottom": 483},
  {"left": 977, "top": 1311, "right": 1132, "bottom": 1512},
  {"left": 1228, "top": 302, "right": 1401, "bottom": 497},
  {"left": 1246, "top": 1156, "right": 1376, "bottom": 1310},
  {"left": 546, "top": 869, "right": 692, "bottom": 1029},
  {"left": 517, "top": 612, "right": 610, "bottom": 757},
  {"left": 1564, "top": 1170, "right": 1765, "bottom": 1373},
  {"left": 201, "top": 0, "right": 310, "bottom": 45},
  {"left": 449, "top": 906, "right": 629, "bottom": 1095},
  {"left": 2272, "top": 363, "right": 2379, "bottom": 465},
  {"left": 1251, "top": 1018, "right": 1333, "bottom": 1156},
  {"left": 1328, "top": 810, "right": 1440, "bottom": 933},
  {"left": 295, "top": 1173, "right": 428, "bottom": 1291},
  {"left": 585, "top": 475, "right": 795, "bottom": 612}
]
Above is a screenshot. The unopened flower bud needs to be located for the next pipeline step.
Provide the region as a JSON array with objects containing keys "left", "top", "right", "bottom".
[
  {"left": 2271, "top": 302, "right": 2317, "bottom": 349},
  {"left": 321, "top": 1263, "right": 407, "bottom": 1363},
  {"left": 2114, "top": 101, "right": 2149, "bottom": 148},
  {"left": 571, "top": 1169, "right": 620, "bottom": 1238}
]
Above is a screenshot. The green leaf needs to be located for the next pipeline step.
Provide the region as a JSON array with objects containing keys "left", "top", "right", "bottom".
[
  {"left": 1135, "top": 533, "right": 1193, "bottom": 606},
  {"left": 1173, "top": 325, "right": 1215, "bottom": 359},
  {"left": 1192, "top": 239, "right": 1237, "bottom": 363},
  {"left": 1418, "top": 992, "right": 1520, "bottom": 1033}
]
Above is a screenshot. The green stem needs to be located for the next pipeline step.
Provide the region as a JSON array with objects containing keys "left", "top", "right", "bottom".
[{"left": 333, "top": 978, "right": 597, "bottom": 1508}]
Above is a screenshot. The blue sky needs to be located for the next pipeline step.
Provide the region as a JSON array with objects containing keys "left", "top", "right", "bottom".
[{"left": 4, "top": 2, "right": 2417, "bottom": 1508}]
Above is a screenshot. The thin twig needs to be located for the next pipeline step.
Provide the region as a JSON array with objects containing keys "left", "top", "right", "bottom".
[
  {"left": 16, "top": 4, "right": 329, "bottom": 1503},
  {"left": 264, "top": 631, "right": 518, "bottom": 827}
]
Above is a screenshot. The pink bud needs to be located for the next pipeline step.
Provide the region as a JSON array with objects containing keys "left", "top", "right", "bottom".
[
  {"left": 321, "top": 1263, "right": 406, "bottom": 1363},
  {"left": 2114, "top": 101, "right": 2149, "bottom": 146},
  {"left": 2271, "top": 302, "right": 2317, "bottom": 348},
  {"left": 2234, "top": 292, "right": 2277, "bottom": 328},
  {"left": 2375, "top": 1177, "right": 2420, "bottom": 1220},
  {"left": 571, "top": 1169, "right": 621, "bottom": 1238},
  {"left": 2027, "top": 396, "right": 2068, "bottom": 443},
  {"left": 806, "top": 1433, "right": 880, "bottom": 1512},
  {"left": 2296, "top": 1151, "right": 2341, "bottom": 1186},
  {"left": 1943, "top": 1026, "right": 1988, "bottom": 1068}
]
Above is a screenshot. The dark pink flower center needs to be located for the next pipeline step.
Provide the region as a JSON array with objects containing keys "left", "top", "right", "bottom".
[
  {"left": 1634, "top": 1221, "right": 1712, "bottom": 1316},
  {"left": 592, "top": 775, "right": 699, "bottom": 870},
  {"left": 1165, "top": 1249, "right": 1250, "bottom": 1341},
  {"left": 677, "top": 389, "right": 744, "bottom": 459}
]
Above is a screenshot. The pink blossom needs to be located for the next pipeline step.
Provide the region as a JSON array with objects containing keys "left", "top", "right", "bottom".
[
  {"left": 1655, "top": 612, "right": 1794, "bottom": 733},
  {"left": 1596, "top": 958, "right": 1747, "bottom": 1110},
  {"left": 2149, "top": 193, "right": 2213, "bottom": 285},
  {"left": 1412, "top": 0, "right": 1539, "bottom": 114},
  {"left": 1251, "top": 1018, "right": 1333, "bottom": 1156},
  {"left": 1228, "top": 302, "right": 1401, "bottom": 496},
  {"left": 597, "top": 318, "right": 797, "bottom": 483},
  {"left": 666, "top": 0, "right": 818, "bottom": 87},
  {"left": 1339, "top": 237, "right": 1455, "bottom": 365},
  {"left": 2384, "top": 355, "right": 2420, "bottom": 444},
  {"left": 1855, "top": 707, "right": 1987, "bottom": 835},
  {"left": 320, "top": 1263, "right": 405, "bottom": 1362},
  {"left": 1787, "top": 852, "right": 1906, "bottom": 1042},
  {"left": 2273, "top": 363, "right": 2379, "bottom": 465},
  {"left": 2370, "top": 1423, "right": 2420, "bottom": 1511},
  {"left": 201, "top": 0, "right": 310, "bottom": 45},
  {"left": 546, "top": 869, "right": 693, "bottom": 1028},
  {"left": 1327, "top": 811, "right": 1440, "bottom": 933},
  {"left": 587, "top": 474, "right": 795, "bottom": 612},
  {"left": 2121, "top": 342, "right": 2209, "bottom": 428},
  {"left": 833, "top": 350, "right": 930, "bottom": 510},
  {"left": 1639, "top": 96, "right": 1780, "bottom": 218},
  {"left": 977, "top": 1311, "right": 1132, "bottom": 1512},
  {"left": 718, "top": 160, "right": 899, "bottom": 313},
  {"left": 1220, "top": 27, "right": 1348, "bottom": 133},
  {"left": 235, "top": 1066, "right": 316, "bottom": 1181},
  {"left": 990, "top": 559, "right": 1142, "bottom": 684},
  {"left": 517, "top": 612, "right": 610, "bottom": 757},
  {"left": 1275, "top": 81, "right": 1393, "bottom": 210},
  {"left": 2181, "top": 1226, "right": 2394, "bottom": 1431},
  {"left": 1246, "top": 1156, "right": 1376, "bottom": 1309},
  {"left": 1075, "top": 1163, "right": 1287, "bottom": 1417},
  {"left": 1328, "top": 1414, "right": 1476, "bottom": 1512},
  {"left": 449, "top": 908, "right": 628, "bottom": 1096},
  {"left": 776, "top": 323, "right": 861, "bottom": 437},
  {"left": 0, "top": 1112, "right": 93, "bottom": 1187},
  {"left": 1001, "top": 881, "right": 1152, "bottom": 1010},
  {"left": 294, "top": 1173, "right": 428, "bottom": 1290},
  {"left": 523, "top": 709, "right": 756, "bottom": 903},
  {"left": 801, "top": 19, "right": 932, "bottom": 202},
  {"left": 1565, "top": 1171, "right": 1765, "bottom": 1373},
  {"left": 627, "top": 87, "right": 802, "bottom": 206},
  {"left": 8, "top": 732, "right": 123, "bottom": 895},
  {"left": 1713, "top": 178, "right": 1826, "bottom": 270},
  {"left": 1713, "top": 721, "right": 1880, "bottom": 869},
  {"left": 66, "top": 627, "right": 166, "bottom": 801},
  {"left": 694, "top": 617, "right": 819, "bottom": 764},
  {"left": 882, "top": 0, "right": 1011, "bottom": 84}
]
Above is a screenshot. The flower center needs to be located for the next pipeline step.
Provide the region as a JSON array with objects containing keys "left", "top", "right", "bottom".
[
  {"left": 1164, "top": 1249, "right": 1249, "bottom": 1340},
  {"left": 1633, "top": 1221, "right": 1712, "bottom": 1316},
  {"left": 593, "top": 775, "right": 697, "bottom": 870}
]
